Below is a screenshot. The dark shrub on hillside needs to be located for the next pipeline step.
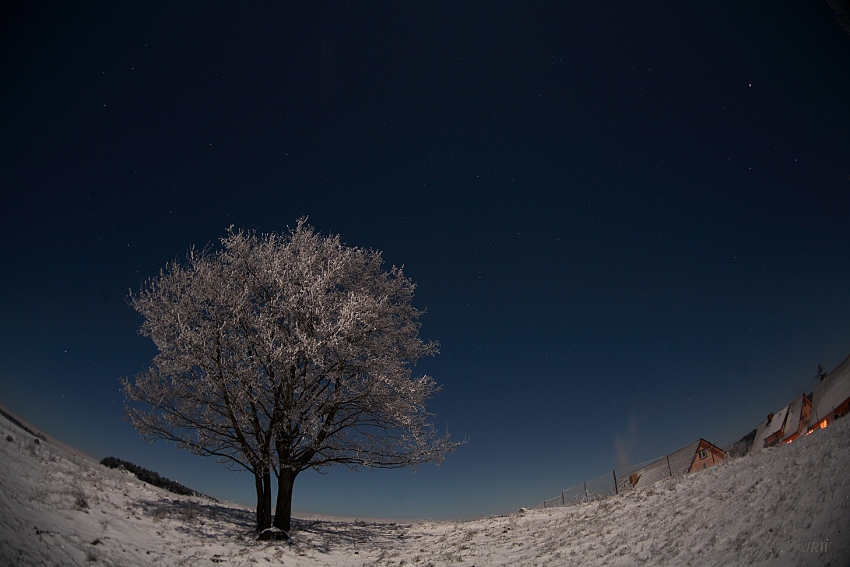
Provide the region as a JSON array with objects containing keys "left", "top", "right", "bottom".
[
  {"left": 0, "top": 407, "right": 46, "bottom": 441},
  {"left": 100, "top": 457, "right": 214, "bottom": 500}
]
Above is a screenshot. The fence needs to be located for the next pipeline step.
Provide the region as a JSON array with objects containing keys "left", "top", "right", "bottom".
[{"left": 539, "top": 443, "right": 714, "bottom": 509}]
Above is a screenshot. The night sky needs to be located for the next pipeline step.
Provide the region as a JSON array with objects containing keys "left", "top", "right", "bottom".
[{"left": 2, "top": 2, "right": 849, "bottom": 520}]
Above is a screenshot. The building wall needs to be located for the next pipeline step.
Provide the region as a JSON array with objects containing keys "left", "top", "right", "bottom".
[
  {"left": 688, "top": 441, "right": 728, "bottom": 473},
  {"left": 781, "top": 395, "right": 812, "bottom": 444},
  {"left": 802, "top": 397, "right": 811, "bottom": 422}
]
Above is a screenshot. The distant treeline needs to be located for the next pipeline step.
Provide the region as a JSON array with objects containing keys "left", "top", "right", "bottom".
[
  {"left": 0, "top": 406, "right": 46, "bottom": 441},
  {"left": 100, "top": 456, "right": 214, "bottom": 500}
]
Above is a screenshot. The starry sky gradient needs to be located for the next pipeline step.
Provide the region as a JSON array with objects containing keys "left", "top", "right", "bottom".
[{"left": 2, "top": 2, "right": 849, "bottom": 520}]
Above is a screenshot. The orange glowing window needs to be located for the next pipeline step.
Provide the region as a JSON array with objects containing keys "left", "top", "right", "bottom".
[{"left": 809, "top": 418, "right": 829, "bottom": 433}]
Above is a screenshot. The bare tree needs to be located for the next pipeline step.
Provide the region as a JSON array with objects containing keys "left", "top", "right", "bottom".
[
  {"left": 123, "top": 219, "right": 461, "bottom": 533},
  {"left": 825, "top": 0, "right": 850, "bottom": 36}
]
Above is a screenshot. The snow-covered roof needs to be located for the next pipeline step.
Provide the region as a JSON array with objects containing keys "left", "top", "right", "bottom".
[
  {"left": 762, "top": 405, "right": 788, "bottom": 439},
  {"left": 627, "top": 438, "right": 727, "bottom": 489},
  {"left": 811, "top": 352, "right": 850, "bottom": 421},
  {"left": 751, "top": 404, "right": 789, "bottom": 452},
  {"left": 666, "top": 439, "right": 702, "bottom": 476},
  {"left": 621, "top": 456, "right": 670, "bottom": 490},
  {"left": 780, "top": 395, "right": 807, "bottom": 443}
]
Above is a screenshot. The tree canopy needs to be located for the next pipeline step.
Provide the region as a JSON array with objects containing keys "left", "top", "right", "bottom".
[{"left": 123, "top": 219, "right": 461, "bottom": 532}]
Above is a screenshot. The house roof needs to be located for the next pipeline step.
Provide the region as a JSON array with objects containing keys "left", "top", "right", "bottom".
[
  {"left": 811, "top": 352, "right": 850, "bottom": 421},
  {"left": 616, "top": 456, "right": 667, "bottom": 492},
  {"left": 667, "top": 439, "right": 702, "bottom": 475},
  {"left": 625, "top": 439, "right": 727, "bottom": 490},
  {"left": 751, "top": 404, "right": 789, "bottom": 451},
  {"left": 780, "top": 395, "right": 808, "bottom": 443}
]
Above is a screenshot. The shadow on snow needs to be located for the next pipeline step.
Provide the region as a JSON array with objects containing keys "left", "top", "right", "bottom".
[{"left": 133, "top": 497, "right": 409, "bottom": 552}]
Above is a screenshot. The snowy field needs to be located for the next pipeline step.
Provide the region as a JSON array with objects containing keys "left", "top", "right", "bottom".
[{"left": 1, "top": 411, "right": 848, "bottom": 566}]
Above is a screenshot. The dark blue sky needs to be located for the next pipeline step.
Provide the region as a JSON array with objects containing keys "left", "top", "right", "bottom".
[{"left": 2, "top": 2, "right": 849, "bottom": 519}]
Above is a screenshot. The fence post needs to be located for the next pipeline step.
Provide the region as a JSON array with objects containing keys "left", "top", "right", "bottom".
[
  {"left": 561, "top": 490, "right": 566, "bottom": 506},
  {"left": 584, "top": 481, "right": 588, "bottom": 503},
  {"left": 613, "top": 470, "right": 618, "bottom": 495},
  {"left": 666, "top": 455, "right": 672, "bottom": 478}
]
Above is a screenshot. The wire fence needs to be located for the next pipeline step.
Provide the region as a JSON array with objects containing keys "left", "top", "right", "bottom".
[
  {"left": 540, "top": 457, "right": 666, "bottom": 508},
  {"left": 539, "top": 443, "right": 718, "bottom": 509}
]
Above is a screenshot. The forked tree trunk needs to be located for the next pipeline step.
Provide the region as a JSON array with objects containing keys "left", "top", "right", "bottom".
[
  {"left": 273, "top": 468, "right": 298, "bottom": 532},
  {"left": 255, "top": 470, "right": 273, "bottom": 532}
]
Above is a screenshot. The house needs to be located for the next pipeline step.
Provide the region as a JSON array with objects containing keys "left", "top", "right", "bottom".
[
  {"left": 750, "top": 393, "right": 812, "bottom": 452},
  {"left": 780, "top": 394, "right": 812, "bottom": 443},
  {"left": 807, "top": 352, "right": 850, "bottom": 433},
  {"left": 678, "top": 438, "right": 729, "bottom": 473},
  {"left": 619, "top": 438, "right": 729, "bottom": 492}
]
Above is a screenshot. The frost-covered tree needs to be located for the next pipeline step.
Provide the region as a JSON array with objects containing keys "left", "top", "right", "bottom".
[
  {"left": 123, "top": 219, "right": 461, "bottom": 533},
  {"left": 825, "top": 0, "right": 850, "bottom": 36}
]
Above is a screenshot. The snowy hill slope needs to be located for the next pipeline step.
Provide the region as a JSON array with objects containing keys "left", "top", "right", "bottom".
[{"left": 1, "top": 410, "right": 848, "bottom": 566}]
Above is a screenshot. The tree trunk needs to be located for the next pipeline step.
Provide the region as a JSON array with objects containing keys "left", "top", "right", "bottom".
[
  {"left": 254, "top": 470, "right": 273, "bottom": 532},
  {"left": 273, "top": 468, "right": 298, "bottom": 532}
]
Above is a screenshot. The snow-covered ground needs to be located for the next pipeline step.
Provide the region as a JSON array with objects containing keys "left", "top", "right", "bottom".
[{"left": 1, "top": 411, "right": 848, "bottom": 566}]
